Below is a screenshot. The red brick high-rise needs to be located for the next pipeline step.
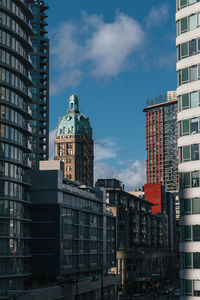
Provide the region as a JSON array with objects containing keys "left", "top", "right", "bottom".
[{"left": 143, "top": 91, "right": 178, "bottom": 192}]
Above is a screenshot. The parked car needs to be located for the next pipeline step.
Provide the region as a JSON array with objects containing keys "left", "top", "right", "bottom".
[
  {"left": 163, "top": 287, "right": 169, "bottom": 295},
  {"left": 173, "top": 289, "right": 180, "bottom": 297}
]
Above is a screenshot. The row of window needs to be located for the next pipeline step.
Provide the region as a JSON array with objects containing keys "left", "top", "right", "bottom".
[
  {"left": 0, "top": 142, "right": 24, "bottom": 163},
  {"left": 0, "top": 124, "right": 27, "bottom": 147},
  {"left": 0, "top": 0, "right": 27, "bottom": 23},
  {"left": 62, "top": 254, "right": 101, "bottom": 267},
  {"left": 178, "top": 91, "right": 200, "bottom": 111},
  {"left": 181, "top": 198, "right": 200, "bottom": 215},
  {"left": 179, "top": 117, "right": 200, "bottom": 136},
  {"left": 181, "top": 225, "right": 200, "bottom": 241},
  {"left": 59, "top": 143, "right": 73, "bottom": 149},
  {"left": 0, "top": 12, "right": 28, "bottom": 42},
  {"left": 0, "top": 219, "right": 30, "bottom": 237},
  {"left": 178, "top": 38, "right": 200, "bottom": 61},
  {"left": 61, "top": 223, "right": 103, "bottom": 240},
  {"left": 59, "top": 150, "right": 73, "bottom": 156},
  {"left": 0, "top": 258, "right": 30, "bottom": 275},
  {"left": 181, "top": 279, "right": 200, "bottom": 296},
  {"left": 62, "top": 239, "right": 103, "bottom": 252},
  {"left": 0, "top": 199, "right": 30, "bottom": 219},
  {"left": 0, "top": 238, "right": 30, "bottom": 256},
  {"left": 179, "top": 144, "right": 199, "bottom": 162},
  {"left": 177, "top": 13, "right": 200, "bottom": 36},
  {"left": 0, "top": 87, "right": 30, "bottom": 114},
  {"left": 0, "top": 29, "right": 27, "bottom": 60},
  {"left": 0, "top": 105, "right": 28, "bottom": 131},
  {"left": 180, "top": 171, "right": 200, "bottom": 188},
  {"left": 0, "top": 180, "right": 30, "bottom": 200},
  {"left": 62, "top": 208, "right": 103, "bottom": 226},
  {"left": 0, "top": 67, "right": 27, "bottom": 93},
  {"left": 177, "top": 0, "right": 200, "bottom": 10},
  {"left": 0, "top": 49, "right": 28, "bottom": 78},
  {"left": 0, "top": 161, "right": 26, "bottom": 182},
  {"left": 62, "top": 193, "right": 102, "bottom": 213},
  {"left": 178, "top": 65, "right": 200, "bottom": 86}
]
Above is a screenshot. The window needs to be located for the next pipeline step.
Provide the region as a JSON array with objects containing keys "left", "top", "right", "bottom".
[
  {"left": 183, "top": 199, "right": 191, "bottom": 214},
  {"left": 182, "top": 94, "right": 189, "bottom": 110},
  {"left": 184, "top": 226, "right": 192, "bottom": 241},
  {"left": 190, "top": 66, "right": 197, "bottom": 82},
  {"left": 191, "top": 144, "right": 199, "bottom": 160},
  {"left": 193, "top": 225, "right": 200, "bottom": 241},
  {"left": 181, "top": 42, "right": 188, "bottom": 58},
  {"left": 185, "top": 280, "right": 192, "bottom": 296},
  {"left": 194, "top": 280, "right": 200, "bottom": 296},
  {"left": 181, "top": 17, "right": 188, "bottom": 33},
  {"left": 189, "top": 40, "right": 196, "bottom": 56},
  {"left": 192, "top": 198, "right": 200, "bottom": 214},
  {"left": 193, "top": 253, "right": 200, "bottom": 268},
  {"left": 189, "top": 14, "right": 197, "bottom": 31},
  {"left": 185, "top": 252, "right": 192, "bottom": 268},
  {"left": 183, "top": 145, "right": 190, "bottom": 162},
  {"left": 182, "top": 119, "right": 189, "bottom": 135},
  {"left": 192, "top": 171, "right": 199, "bottom": 187},
  {"left": 180, "top": 0, "right": 187, "bottom": 8},
  {"left": 191, "top": 117, "right": 198, "bottom": 134},
  {"left": 183, "top": 172, "right": 190, "bottom": 188},
  {"left": 182, "top": 68, "right": 189, "bottom": 83},
  {"left": 191, "top": 92, "right": 199, "bottom": 108}
]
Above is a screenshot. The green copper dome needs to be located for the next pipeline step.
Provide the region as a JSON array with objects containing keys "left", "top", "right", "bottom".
[{"left": 56, "top": 94, "right": 92, "bottom": 136}]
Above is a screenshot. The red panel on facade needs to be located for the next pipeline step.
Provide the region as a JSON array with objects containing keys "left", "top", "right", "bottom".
[{"left": 144, "top": 184, "right": 162, "bottom": 214}]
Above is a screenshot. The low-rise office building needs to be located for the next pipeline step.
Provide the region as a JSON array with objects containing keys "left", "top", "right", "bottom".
[{"left": 28, "top": 162, "right": 116, "bottom": 300}]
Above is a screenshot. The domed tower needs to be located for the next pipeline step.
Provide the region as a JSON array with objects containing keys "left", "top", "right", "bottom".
[{"left": 55, "top": 94, "right": 93, "bottom": 186}]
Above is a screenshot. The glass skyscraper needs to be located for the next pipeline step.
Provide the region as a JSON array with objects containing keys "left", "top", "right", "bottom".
[
  {"left": 0, "top": 0, "right": 49, "bottom": 297},
  {"left": 176, "top": 0, "right": 200, "bottom": 298},
  {"left": 0, "top": 0, "right": 33, "bottom": 296},
  {"left": 29, "top": 0, "right": 49, "bottom": 168}
]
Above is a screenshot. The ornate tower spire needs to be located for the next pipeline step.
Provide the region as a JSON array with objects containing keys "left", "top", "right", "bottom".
[{"left": 68, "top": 94, "right": 80, "bottom": 113}]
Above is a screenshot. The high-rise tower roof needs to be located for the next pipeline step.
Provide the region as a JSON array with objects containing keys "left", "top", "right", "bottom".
[{"left": 56, "top": 94, "right": 92, "bottom": 136}]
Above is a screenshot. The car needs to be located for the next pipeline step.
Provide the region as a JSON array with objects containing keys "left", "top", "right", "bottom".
[
  {"left": 168, "top": 286, "right": 174, "bottom": 292},
  {"left": 163, "top": 287, "right": 169, "bottom": 295},
  {"left": 173, "top": 289, "right": 180, "bottom": 297}
]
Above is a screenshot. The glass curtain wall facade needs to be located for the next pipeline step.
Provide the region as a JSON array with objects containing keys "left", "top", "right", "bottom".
[
  {"left": 29, "top": 0, "right": 49, "bottom": 169},
  {"left": 0, "top": 0, "right": 33, "bottom": 297},
  {"left": 176, "top": 0, "right": 200, "bottom": 298}
]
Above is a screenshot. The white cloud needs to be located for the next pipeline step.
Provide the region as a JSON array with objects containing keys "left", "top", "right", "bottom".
[
  {"left": 94, "top": 137, "right": 146, "bottom": 190},
  {"left": 49, "top": 129, "right": 56, "bottom": 159},
  {"left": 50, "top": 12, "right": 145, "bottom": 95},
  {"left": 86, "top": 13, "right": 144, "bottom": 76},
  {"left": 94, "top": 160, "right": 146, "bottom": 191},
  {"left": 94, "top": 138, "right": 118, "bottom": 161},
  {"left": 144, "top": 4, "right": 169, "bottom": 28}
]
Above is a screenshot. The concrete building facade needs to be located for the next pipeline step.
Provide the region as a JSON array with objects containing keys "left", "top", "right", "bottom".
[
  {"left": 55, "top": 94, "right": 93, "bottom": 187},
  {"left": 176, "top": 0, "right": 200, "bottom": 298}
]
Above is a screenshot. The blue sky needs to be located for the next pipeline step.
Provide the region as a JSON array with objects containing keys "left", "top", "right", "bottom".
[{"left": 47, "top": 0, "right": 177, "bottom": 190}]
